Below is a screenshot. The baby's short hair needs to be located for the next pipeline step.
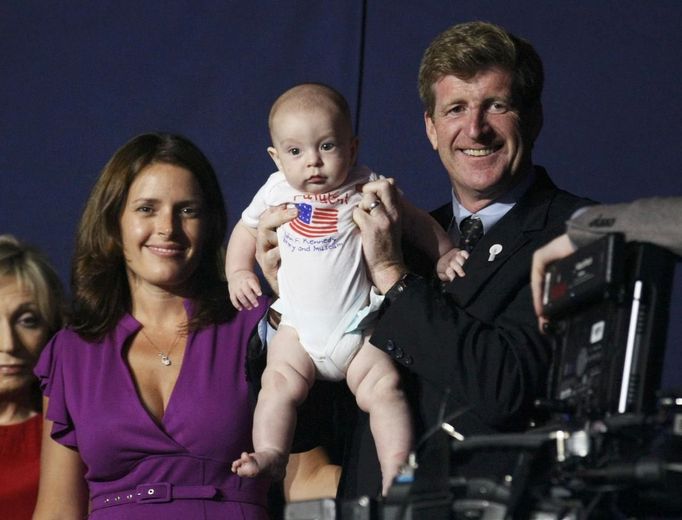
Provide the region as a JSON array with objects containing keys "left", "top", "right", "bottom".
[{"left": 268, "top": 83, "right": 353, "bottom": 136}]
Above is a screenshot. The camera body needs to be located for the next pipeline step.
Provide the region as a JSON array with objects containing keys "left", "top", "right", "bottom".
[
  {"left": 541, "top": 233, "right": 675, "bottom": 418},
  {"left": 285, "top": 235, "right": 681, "bottom": 519},
  {"left": 513, "top": 234, "right": 680, "bottom": 518}
]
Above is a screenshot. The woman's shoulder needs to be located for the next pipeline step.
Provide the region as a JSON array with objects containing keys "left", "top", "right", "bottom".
[
  {"left": 37, "top": 329, "right": 96, "bottom": 375},
  {"left": 48, "top": 326, "right": 105, "bottom": 349},
  {"left": 45, "top": 315, "right": 135, "bottom": 356},
  {"left": 51, "top": 326, "right": 84, "bottom": 341},
  {"left": 45, "top": 327, "right": 89, "bottom": 352},
  {"left": 35, "top": 318, "right": 134, "bottom": 392}
]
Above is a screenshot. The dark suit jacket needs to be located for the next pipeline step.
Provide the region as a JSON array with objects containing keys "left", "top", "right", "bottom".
[{"left": 337, "top": 167, "right": 593, "bottom": 499}]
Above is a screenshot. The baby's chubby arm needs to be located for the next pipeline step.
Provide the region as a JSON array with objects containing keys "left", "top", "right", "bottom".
[
  {"left": 399, "top": 195, "right": 464, "bottom": 280},
  {"left": 225, "top": 219, "right": 262, "bottom": 310}
]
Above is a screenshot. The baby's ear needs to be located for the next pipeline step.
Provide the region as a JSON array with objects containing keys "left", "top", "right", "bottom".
[
  {"left": 349, "top": 136, "right": 359, "bottom": 165},
  {"left": 267, "top": 146, "right": 283, "bottom": 171}
]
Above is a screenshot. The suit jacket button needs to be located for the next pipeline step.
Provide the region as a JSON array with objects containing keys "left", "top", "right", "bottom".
[
  {"left": 403, "top": 356, "right": 413, "bottom": 365},
  {"left": 386, "top": 340, "right": 395, "bottom": 351}
]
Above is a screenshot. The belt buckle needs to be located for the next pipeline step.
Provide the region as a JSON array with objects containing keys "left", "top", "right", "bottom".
[{"left": 135, "top": 482, "right": 172, "bottom": 503}]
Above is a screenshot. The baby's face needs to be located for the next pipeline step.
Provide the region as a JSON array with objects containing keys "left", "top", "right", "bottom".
[{"left": 268, "top": 105, "right": 357, "bottom": 194}]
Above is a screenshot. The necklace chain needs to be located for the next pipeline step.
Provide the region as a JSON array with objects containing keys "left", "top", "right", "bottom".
[{"left": 140, "top": 328, "right": 182, "bottom": 367}]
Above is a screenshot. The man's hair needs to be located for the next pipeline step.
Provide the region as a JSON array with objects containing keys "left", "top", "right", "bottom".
[
  {"left": 268, "top": 82, "right": 353, "bottom": 137},
  {"left": 71, "top": 132, "right": 232, "bottom": 340},
  {"left": 0, "top": 235, "right": 65, "bottom": 336},
  {"left": 418, "top": 21, "right": 544, "bottom": 117}
]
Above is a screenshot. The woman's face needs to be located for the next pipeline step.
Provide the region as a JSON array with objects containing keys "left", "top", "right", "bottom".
[
  {"left": 119, "top": 162, "right": 206, "bottom": 294},
  {"left": 0, "top": 275, "right": 49, "bottom": 399}
]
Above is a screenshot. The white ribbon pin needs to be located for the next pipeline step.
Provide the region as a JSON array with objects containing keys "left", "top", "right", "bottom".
[{"left": 488, "top": 244, "right": 503, "bottom": 262}]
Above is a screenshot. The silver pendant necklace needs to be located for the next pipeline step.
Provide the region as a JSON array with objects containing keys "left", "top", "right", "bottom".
[
  {"left": 159, "top": 353, "right": 172, "bottom": 366},
  {"left": 140, "top": 328, "right": 182, "bottom": 367}
]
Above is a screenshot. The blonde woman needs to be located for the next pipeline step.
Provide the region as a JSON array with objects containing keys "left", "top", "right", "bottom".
[{"left": 0, "top": 235, "right": 64, "bottom": 520}]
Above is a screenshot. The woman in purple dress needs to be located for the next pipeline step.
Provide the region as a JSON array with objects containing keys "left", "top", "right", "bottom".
[{"left": 33, "top": 133, "right": 271, "bottom": 519}]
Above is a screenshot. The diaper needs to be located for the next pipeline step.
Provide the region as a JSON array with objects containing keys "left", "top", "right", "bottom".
[
  {"left": 309, "top": 329, "right": 364, "bottom": 381},
  {"left": 275, "top": 289, "right": 384, "bottom": 381}
]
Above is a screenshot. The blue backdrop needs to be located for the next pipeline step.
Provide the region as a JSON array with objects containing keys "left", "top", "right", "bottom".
[{"left": 2, "top": 1, "right": 680, "bottom": 388}]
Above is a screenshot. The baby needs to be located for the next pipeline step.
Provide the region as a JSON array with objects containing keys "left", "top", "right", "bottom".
[{"left": 226, "top": 83, "right": 465, "bottom": 494}]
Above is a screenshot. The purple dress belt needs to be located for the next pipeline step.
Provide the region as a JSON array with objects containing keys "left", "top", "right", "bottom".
[{"left": 90, "top": 482, "right": 266, "bottom": 511}]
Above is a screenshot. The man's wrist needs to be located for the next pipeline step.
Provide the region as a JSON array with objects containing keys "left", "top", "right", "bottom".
[
  {"left": 372, "top": 264, "right": 409, "bottom": 294},
  {"left": 384, "top": 272, "right": 423, "bottom": 305}
]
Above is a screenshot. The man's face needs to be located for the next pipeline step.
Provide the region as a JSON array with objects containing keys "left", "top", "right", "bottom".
[{"left": 424, "top": 67, "right": 539, "bottom": 211}]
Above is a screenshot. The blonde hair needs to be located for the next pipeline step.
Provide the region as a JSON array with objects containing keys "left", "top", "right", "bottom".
[{"left": 0, "top": 235, "right": 65, "bottom": 335}]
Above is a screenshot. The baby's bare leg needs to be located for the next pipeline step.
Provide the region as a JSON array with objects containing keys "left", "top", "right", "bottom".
[
  {"left": 346, "top": 337, "right": 413, "bottom": 496},
  {"left": 232, "top": 325, "right": 316, "bottom": 480}
]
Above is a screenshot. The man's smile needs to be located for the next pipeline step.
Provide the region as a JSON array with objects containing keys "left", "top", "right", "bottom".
[{"left": 460, "top": 146, "right": 502, "bottom": 157}]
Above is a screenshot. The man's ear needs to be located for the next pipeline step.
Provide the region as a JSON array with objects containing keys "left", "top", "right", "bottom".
[
  {"left": 527, "top": 103, "right": 544, "bottom": 145},
  {"left": 267, "top": 146, "right": 283, "bottom": 171},
  {"left": 424, "top": 112, "right": 438, "bottom": 150}
]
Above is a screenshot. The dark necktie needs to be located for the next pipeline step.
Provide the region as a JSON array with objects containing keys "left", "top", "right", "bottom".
[{"left": 458, "top": 216, "right": 483, "bottom": 253}]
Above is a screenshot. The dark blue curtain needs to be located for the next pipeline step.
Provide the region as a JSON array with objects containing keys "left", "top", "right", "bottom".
[{"left": 2, "top": 0, "right": 680, "bottom": 386}]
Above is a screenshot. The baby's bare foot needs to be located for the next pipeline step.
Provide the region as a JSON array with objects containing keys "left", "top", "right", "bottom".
[{"left": 231, "top": 449, "right": 287, "bottom": 480}]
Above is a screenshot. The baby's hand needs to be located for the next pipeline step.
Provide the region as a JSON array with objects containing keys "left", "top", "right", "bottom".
[
  {"left": 436, "top": 248, "right": 469, "bottom": 282},
  {"left": 228, "top": 270, "right": 262, "bottom": 310}
]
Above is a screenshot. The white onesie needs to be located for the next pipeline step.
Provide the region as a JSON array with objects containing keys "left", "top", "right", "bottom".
[{"left": 242, "top": 165, "right": 382, "bottom": 380}]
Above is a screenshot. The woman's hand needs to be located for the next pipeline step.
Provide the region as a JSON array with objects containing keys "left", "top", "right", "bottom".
[
  {"left": 254, "top": 205, "right": 298, "bottom": 295},
  {"left": 530, "top": 233, "right": 576, "bottom": 332}
]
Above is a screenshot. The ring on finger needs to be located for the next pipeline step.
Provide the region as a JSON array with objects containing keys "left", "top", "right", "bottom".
[{"left": 368, "top": 200, "right": 382, "bottom": 212}]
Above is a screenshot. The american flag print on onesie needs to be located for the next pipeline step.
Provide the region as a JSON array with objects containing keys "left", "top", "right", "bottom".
[{"left": 290, "top": 203, "right": 338, "bottom": 238}]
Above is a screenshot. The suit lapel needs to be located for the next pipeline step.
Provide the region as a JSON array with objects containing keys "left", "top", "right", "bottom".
[
  {"left": 442, "top": 169, "right": 558, "bottom": 307},
  {"left": 431, "top": 202, "right": 453, "bottom": 230}
]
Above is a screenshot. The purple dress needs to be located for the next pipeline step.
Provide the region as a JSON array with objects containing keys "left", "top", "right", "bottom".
[{"left": 35, "top": 299, "right": 270, "bottom": 519}]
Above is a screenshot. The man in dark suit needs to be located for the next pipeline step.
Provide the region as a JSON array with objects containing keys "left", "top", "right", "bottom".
[
  {"left": 345, "top": 20, "right": 593, "bottom": 498},
  {"left": 256, "top": 21, "right": 593, "bottom": 501}
]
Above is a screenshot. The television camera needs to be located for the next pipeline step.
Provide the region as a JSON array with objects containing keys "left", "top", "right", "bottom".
[{"left": 286, "top": 234, "right": 681, "bottom": 519}]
